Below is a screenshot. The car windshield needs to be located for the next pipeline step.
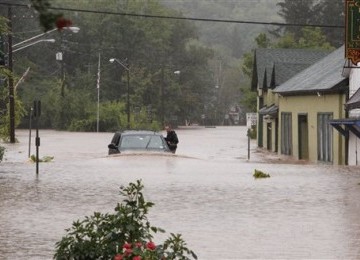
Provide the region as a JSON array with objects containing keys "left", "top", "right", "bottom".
[{"left": 120, "top": 135, "right": 165, "bottom": 150}]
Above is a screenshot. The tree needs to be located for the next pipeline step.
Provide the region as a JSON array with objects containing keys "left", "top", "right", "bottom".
[
  {"left": 240, "top": 33, "right": 272, "bottom": 113},
  {"left": 313, "top": 0, "right": 344, "bottom": 47},
  {"left": 276, "top": 0, "right": 317, "bottom": 39},
  {"left": 0, "top": 15, "right": 27, "bottom": 141},
  {"left": 0, "top": 0, "right": 214, "bottom": 130},
  {"left": 275, "top": 0, "right": 343, "bottom": 47},
  {"left": 274, "top": 27, "right": 334, "bottom": 50}
]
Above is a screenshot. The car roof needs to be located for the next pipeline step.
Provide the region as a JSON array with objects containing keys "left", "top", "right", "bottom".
[{"left": 121, "top": 130, "right": 162, "bottom": 136}]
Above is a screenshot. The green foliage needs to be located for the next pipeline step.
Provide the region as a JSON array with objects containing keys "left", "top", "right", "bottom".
[
  {"left": 29, "top": 0, "right": 63, "bottom": 31},
  {"left": 0, "top": 16, "right": 9, "bottom": 33},
  {"left": 11, "top": 0, "right": 216, "bottom": 130},
  {"left": 54, "top": 180, "right": 197, "bottom": 260},
  {"left": 0, "top": 89, "right": 26, "bottom": 142},
  {"left": 313, "top": 0, "right": 344, "bottom": 47},
  {"left": 277, "top": 0, "right": 343, "bottom": 47},
  {"left": 30, "top": 154, "right": 54, "bottom": 162},
  {"left": 276, "top": 0, "right": 317, "bottom": 39},
  {"left": 132, "top": 107, "right": 161, "bottom": 131},
  {"left": 247, "top": 126, "right": 257, "bottom": 140},
  {"left": 162, "top": 233, "right": 198, "bottom": 260},
  {"left": 274, "top": 27, "right": 335, "bottom": 50},
  {"left": 253, "top": 169, "right": 270, "bottom": 179},
  {"left": 0, "top": 146, "right": 5, "bottom": 162}
]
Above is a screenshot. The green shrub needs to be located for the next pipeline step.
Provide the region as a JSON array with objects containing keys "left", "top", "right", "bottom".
[
  {"left": 0, "top": 146, "right": 5, "bottom": 162},
  {"left": 253, "top": 169, "right": 270, "bottom": 179},
  {"left": 54, "top": 180, "right": 197, "bottom": 260},
  {"left": 247, "top": 126, "right": 257, "bottom": 139}
]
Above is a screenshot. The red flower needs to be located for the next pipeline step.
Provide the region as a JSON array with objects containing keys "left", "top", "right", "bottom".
[
  {"left": 146, "top": 241, "right": 156, "bottom": 251},
  {"left": 135, "top": 242, "right": 143, "bottom": 248},
  {"left": 55, "top": 17, "right": 73, "bottom": 30},
  {"left": 133, "top": 256, "right": 142, "bottom": 260},
  {"left": 124, "top": 248, "right": 133, "bottom": 256},
  {"left": 114, "top": 254, "right": 123, "bottom": 260},
  {"left": 123, "top": 242, "right": 132, "bottom": 250}
]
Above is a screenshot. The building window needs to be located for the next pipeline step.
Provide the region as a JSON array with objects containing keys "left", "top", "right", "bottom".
[
  {"left": 317, "top": 113, "right": 333, "bottom": 163},
  {"left": 281, "top": 112, "right": 292, "bottom": 155}
]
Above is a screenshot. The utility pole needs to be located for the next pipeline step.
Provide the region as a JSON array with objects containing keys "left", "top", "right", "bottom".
[
  {"left": 96, "top": 53, "right": 100, "bottom": 132},
  {"left": 8, "top": 6, "right": 15, "bottom": 143},
  {"left": 161, "top": 66, "right": 165, "bottom": 125}
]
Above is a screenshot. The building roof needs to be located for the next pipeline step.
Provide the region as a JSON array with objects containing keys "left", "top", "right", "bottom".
[
  {"left": 346, "top": 87, "right": 360, "bottom": 110},
  {"left": 259, "top": 104, "right": 278, "bottom": 117},
  {"left": 274, "top": 46, "right": 348, "bottom": 95},
  {"left": 271, "top": 62, "right": 311, "bottom": 88},
  {"left": 251, "top": 48, "right": 330, "bottom": 91}
]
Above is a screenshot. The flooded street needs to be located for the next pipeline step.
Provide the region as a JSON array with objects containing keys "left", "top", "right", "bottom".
[{"left": 1, "top": 126, "right": 360, "bottom": 259}]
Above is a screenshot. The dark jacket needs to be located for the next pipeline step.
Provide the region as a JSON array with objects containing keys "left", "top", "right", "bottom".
[{"left": 165, "top": 130, "right": 179, "bottom": 151}]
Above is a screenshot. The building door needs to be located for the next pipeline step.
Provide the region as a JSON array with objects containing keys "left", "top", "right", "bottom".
[
  {"left": 281, "top": 112, "right": 292, "bottom": 155},
  {"left": 258, "top": 114, "right": 263, "bottom": 147},
  {"left": 275, "top": 118, "right": 278, "bottom": 153},
  {"left": 267, "top": 122, "right": 272, "bottom": 151},
  {"left": 298, "top": 114, "right": 309, "bottom": 160},
  {"left": 318, "top": 113, "right": 333, "bottom": 163}
]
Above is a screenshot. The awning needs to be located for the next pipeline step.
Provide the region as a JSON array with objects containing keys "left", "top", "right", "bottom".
[
  {"left": 346, "top": 88, "right": 360, "bottom": 110},
  {"left": 329, "top": 118, "right": 360, "bottom": 139},
  {"left": 258, "top": 105, "right": 278, "bottom": 117}
]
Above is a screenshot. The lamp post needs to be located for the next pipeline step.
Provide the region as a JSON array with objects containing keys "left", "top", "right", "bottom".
[
  {"left": 109, "top": 58, "right": 130, "bottom": 129},
  {"left": 54, "top": 27, "right": 80, "bottom": 97},
  {"left": 13, "top": 39, "right": 55, "bottom": 53},
  {"left": 5, "top": 18, "right": 79, "bottom": 143},
  {"left": 12, "top": 26, "right": 79, "bottom": 48}
]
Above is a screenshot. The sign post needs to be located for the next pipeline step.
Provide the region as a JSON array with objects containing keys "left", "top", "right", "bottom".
[
  {"left": 345, "top": 0, "right": 360, "bottom": 64},
  {"left": 246, "top": 113, "right": 257, "bottom": 160},
  {"left": 33, "top": 100, "right": 41, "bottom": 175}
]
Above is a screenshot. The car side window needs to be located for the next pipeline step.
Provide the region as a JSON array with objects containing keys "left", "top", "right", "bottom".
[{"left": 147, "top": 136, "right": 164, "bottom": 149}]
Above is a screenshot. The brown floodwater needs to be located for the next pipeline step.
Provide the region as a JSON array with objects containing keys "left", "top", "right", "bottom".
[{"left": 0, "top": 126, "right": 360, "bottom": 259}]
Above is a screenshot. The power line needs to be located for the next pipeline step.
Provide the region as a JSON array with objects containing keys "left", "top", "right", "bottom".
[{"left": 0, "top": 2, "right": 344, "bottom": 29}]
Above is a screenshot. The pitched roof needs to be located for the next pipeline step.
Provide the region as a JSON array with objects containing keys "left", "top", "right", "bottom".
[
  {"left": 346, "top": 87, "right": 360, "bottom": 110},
  {"left": 251, "top": 48, "right": 330, "bottom": 91},
  {"left": 271, "top": 62, "right": 311, "bottom": 88},
  {"left": 274, "top": 46, "right": 348, "bottom": 95}
]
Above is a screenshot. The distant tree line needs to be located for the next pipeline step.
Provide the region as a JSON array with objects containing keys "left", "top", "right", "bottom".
[{"left": 0, "top": 0, "right": 345, "bottom": 138}]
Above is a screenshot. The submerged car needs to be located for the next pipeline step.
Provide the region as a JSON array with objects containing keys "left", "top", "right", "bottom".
[{"left": 108, "top": 130, "right": 171, "bottom": 155}]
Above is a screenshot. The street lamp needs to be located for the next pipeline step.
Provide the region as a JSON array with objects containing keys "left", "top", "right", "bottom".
[
  {"left": 13, "top": 26, "right": 79, "bottom": 48},
  {"left": 109, "top": 58, "right": 130, "bottom": 129},
  {"left": 6, "top": 23, "right": 79, "bottom": 143},
  {"left": 13, "top": 39, "right": 55, "bottom": 53},
  {"left": 54, "top": 27, "right": 80, "bottom": 97}
]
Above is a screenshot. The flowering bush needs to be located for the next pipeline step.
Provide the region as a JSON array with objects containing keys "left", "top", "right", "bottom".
[
  {"left": 54, "top": 180, "right": 197, "bottom": 260},
  {"left": 113, "top": 241, "right": 160, "bottom": 260}
]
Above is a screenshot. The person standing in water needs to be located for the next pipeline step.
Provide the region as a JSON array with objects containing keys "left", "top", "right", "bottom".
[{"left": 164, "top": 125, "right": 179, "bottom": 153}]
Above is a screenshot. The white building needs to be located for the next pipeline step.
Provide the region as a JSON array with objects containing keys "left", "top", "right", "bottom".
[{"left": 331, "top": 65, "right": 360, "bottom": 165}]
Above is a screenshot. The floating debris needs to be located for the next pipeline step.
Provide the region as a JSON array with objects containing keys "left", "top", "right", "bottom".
[
  {"left": 30, "top": 155, "right": 54, "bottom": 163},
  {"left": 0, "top": 146, "right": 5, "bottom": 162},
  {"left": 253, "top": 169, "right": 270, "bottom": 179}
]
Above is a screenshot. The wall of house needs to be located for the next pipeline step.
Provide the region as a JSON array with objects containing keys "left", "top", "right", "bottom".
[
  {"left": 265, "top": 89, "right": 278, "bottom": 106},
  {"left": 348, "top": 133, "right": 360, "bottom": 165},
  {"left": 348, "top": 69, "right": 360, "bottom": 165},
  {"left": 261, "top": 118, "right": 278, "bottom": 152},
  {"left": 278, "top": 93, "right": 346, "bottom": 165},
  {"left": 261, "top": 90, "right": 279, "bottom": 152},
  {"left": 350, "top": 68, "right": 360, "bottom": 96}
]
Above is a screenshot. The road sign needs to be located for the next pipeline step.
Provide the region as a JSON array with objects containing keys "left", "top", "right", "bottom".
[{"left": 246, "top": 113, "right": 257, "bottom": 129}]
